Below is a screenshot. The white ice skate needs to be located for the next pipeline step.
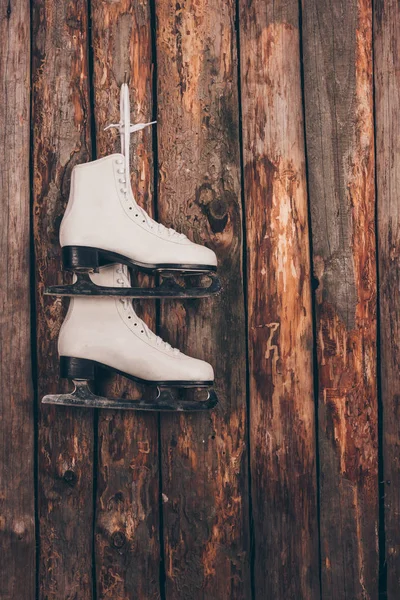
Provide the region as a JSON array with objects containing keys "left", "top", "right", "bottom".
[
  {"left": 42, "top": 264, "right": 218, "bottom": 411},
  {"left": 46, "top": 84, "right": 220, "bottom": 299}
]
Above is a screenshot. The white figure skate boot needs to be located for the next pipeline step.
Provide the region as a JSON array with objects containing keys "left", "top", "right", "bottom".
[
  {"left": 42, "top": 264, "right": 218, "bottom": 411},
  {"left": 46, "top": 84, "right": 220, "bottom": 299}
]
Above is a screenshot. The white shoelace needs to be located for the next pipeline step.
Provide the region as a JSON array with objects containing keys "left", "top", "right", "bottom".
[
  {"left": 105, "top": 83, "right": 186, "bottom": 241},
  {"left": 117, "top": 266, "right": 179, "bottom": 355},
  {"left": 104, "top": 82, "right": 156, "bottom": 176}
]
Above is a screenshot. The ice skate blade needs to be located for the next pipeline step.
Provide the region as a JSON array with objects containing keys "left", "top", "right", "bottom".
[
  {"left": 45, "top": 272, "right": 221, "bottom": 299},
  {"left": 42, "top": 380, "right": 218, "bottom": 411}
]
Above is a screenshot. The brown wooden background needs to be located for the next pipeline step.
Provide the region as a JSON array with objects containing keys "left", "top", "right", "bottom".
[{"left": 1, "top": 0, "right": 399, "bottom": 598}]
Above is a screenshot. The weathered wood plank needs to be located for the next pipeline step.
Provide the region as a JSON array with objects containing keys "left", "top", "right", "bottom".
[
  {"left": 239, "top": 1, "right": 319, "bottom": 597},
  {"left": 90, "top": 1, "right": 160, "bottom": 598},
  {"left": 156, "top": 0, "right": 250, "bottom": 597},
  {"left": 0, "top": 1, "right": 35, "bottom": 598},
  {"left": 302, "top": 0, "right": 378, "bottom": 596},
  {"left": 374, "top": 1, "right": 400, "bottom": 596},
  {"left": 32, "top": 0, "right": 94, "bottom": 597}
]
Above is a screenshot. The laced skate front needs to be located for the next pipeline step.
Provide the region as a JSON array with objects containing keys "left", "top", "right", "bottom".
[
  {"left": 105, "top": 83, "right": 186, "bottom": 242},
  {"left": 112, "top": 160, "right": 186, "bottom": 240},
  {"left": 117, "top": 265, "right": 180, "bottom": 355}
]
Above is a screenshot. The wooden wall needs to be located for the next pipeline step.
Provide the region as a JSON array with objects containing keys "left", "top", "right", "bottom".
[{"left": 1, "top": 0, "right": 400, "bottom": 598}]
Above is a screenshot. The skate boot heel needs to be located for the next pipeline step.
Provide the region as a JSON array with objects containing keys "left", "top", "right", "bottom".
[
  {"left": 62, "top": 246, "right": 99, "bottom": 272},
  {"left": 60, "top": 356, "right": 96, "bottom": 380}
]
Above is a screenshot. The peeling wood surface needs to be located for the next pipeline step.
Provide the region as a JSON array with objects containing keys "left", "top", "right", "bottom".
[
  {"left": 156, "top": 1, "right": 251, "bottom": 598},
  {"left": 239, "top": 1, "right": 319, "bottom": 597},
  {"left": 302, "top": 0, "right": 379, "bottom": 597},
  {"left": 31, "top": 0, "right": 94, "bottom": 597},
  {"left": 374, "top": 1, "right": 400, "bottom": 597},
  {"left": 0, "top": 0, "right": 35, "bottom": 598},
  {"left": 91, "top": 1, "right": 160, "bottom": 597},
  {"left": 3, "top": 0, "right": 399, "bottom": 597}
]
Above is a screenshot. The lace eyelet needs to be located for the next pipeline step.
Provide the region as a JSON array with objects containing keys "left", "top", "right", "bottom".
[
  {"left": 128, "top": 316, "right": 131, "bottom": 319},
  {"left": 129, "top": 207, "right": 132, "bottom": 210},
  {"left": 135, "top": 214, "right": 138, "bottom": 217},
  {"left": 134, "top": 323, "right": 137, "bottom": 326},
  {"left": 141, "top": 330, "right": 144, "bottom": 333}
]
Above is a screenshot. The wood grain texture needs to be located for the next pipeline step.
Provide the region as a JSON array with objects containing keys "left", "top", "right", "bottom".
[
  {"left": 374, "top": 1, "right": 400, "bottom": 596},
  {"left": 302, "top": 0, "right": 378, "bottom": 597},
  {"left": 90, "top": 1, "right": 160, "bottom": 598},
  {"left": 156, "top": 0, "right": 251, "bottom": 597},
  {"left": 0, "top": 1, "right": 35, "bottom": 598},
  {"left": 32, "top": 0, "right": 94, "bottom": 596},
  {"left": 239, "top": 1, "right": 319, "bottom": 597}
]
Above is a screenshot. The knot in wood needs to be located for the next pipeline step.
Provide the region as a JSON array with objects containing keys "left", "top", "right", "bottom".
[
  {"left": 111, "top": 531, "right": 126, "bottom": 549},
  {"left": 207, "top": 198, "right": 228, "bottom": 233},
  {"left": 63, "top": 469, "right": 77, "bottom": 486}
]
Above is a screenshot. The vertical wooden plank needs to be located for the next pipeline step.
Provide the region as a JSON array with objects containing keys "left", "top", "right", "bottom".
[
  {"left": 0, "top": 0, "right": 35, "bottom": 597},
  {"left": 90, "top": 1, "right": 160, "bottom": 598},
  {"left": 302, "top": 0, "right": 378, "bottom": 597},
  {"left": 374, "top": 1, "right": 400, "bottom": 596},
  {"left": 32, "top": 0, "right": 94, "bottom": 597},
  {"left": 156, "top": 0, "right": 251, "bottom": 598},
  {"left": 239, "top": 1, "right": 319, "bottom": 597}
]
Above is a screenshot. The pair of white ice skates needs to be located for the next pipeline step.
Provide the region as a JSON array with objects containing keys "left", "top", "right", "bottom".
[{"left": 43, "top": 85, "right": 220, "bottom": 411}]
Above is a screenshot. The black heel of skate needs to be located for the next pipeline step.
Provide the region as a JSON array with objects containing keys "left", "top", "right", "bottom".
[
  {"left": 63, "top": 246, "right": 99, "bottom": 272},
  {"left": 60, "top": 356, "right": 96, "bottom": 380}
]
